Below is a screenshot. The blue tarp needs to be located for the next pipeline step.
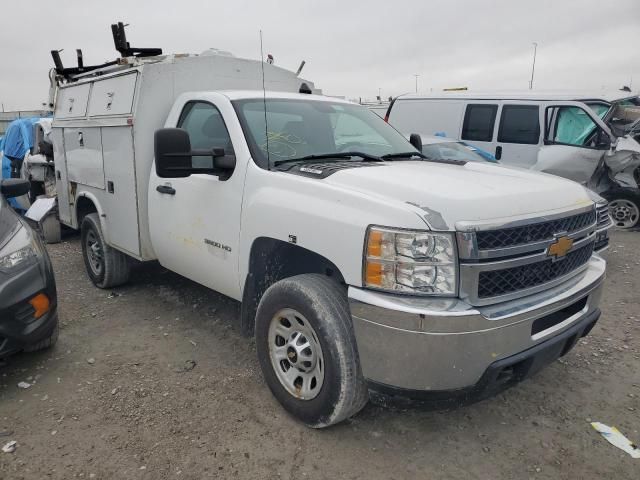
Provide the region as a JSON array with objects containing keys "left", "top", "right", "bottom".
[
  {"left": 1, "top": 117, "right": 44, "bottom": 209},
  {"left": 2, "top": 117, "right": 40, "bottom": 163},
  {"left": 0, "top": 136, "right": 7, "bottom": 179}
]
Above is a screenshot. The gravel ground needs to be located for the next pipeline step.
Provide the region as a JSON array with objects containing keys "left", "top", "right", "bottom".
[{"left": 1, "top": 230, "right": 639, "bottom": 479}]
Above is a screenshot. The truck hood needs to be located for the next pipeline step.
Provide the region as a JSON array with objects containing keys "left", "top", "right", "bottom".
[{"left": 324, "top": 161, "right": 593, "bottom": 230}]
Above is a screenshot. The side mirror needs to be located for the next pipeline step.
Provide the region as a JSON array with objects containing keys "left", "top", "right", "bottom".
[
  {"left": 409, "top": 133, "right": 423, "bottom": 152},
  {"left": 595, "top": 129, "right": 613, "bottom": 150},
  {"left": 154, "top": 128, "right": 195, "bottom": 178},
  {"left": 0, "top": 179, "right": 30, "bottom": 198},
  {"left": 154, "top": 128, "right": 236, "bottom": 178}
]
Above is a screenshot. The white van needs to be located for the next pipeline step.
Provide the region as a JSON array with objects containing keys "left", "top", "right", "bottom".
[{"left": 386, "top": 91, "right": 640, "bottom": 228}]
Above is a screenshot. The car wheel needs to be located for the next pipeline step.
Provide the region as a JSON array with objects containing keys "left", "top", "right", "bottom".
[
  {"left": 606, "top": 191, "right": 640, "bottom": 229},
  {"left": 80, "top": 213, "right": 131, "bottom": 288},
  {"left": 23, "top": 323, "right": 59, "bottom": 352},
  {"left": 255, "top": 274, "right": 368, "bottom": 428}
]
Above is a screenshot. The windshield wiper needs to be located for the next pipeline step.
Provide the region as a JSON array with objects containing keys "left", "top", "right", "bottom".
[
  {"left": 273, "top": 151, "right": 383, "bottom": 167},
  {"left": 380, "top": 151, "right": 427, "bottom": 160}
]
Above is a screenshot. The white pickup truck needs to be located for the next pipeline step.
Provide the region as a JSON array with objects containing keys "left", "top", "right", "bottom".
[{"left": 50, "top": 24, "right": 610, "bottom": 427}]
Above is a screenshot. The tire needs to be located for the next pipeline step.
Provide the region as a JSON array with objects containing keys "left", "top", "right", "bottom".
[
  {"left": 255, "top": 274, "right": 368, "bottom": 428},
  {"left": 80, "top": 213, "right": 131, "bottom": 288},
  {"left": 41, "top": 214, "right": 62, "bottom": 244},
  {"left": 24, "top": 323, "right": 59, "bottom": 352},
  {"left": 603, "top": 190, "right": 640, "bottom": 229}
]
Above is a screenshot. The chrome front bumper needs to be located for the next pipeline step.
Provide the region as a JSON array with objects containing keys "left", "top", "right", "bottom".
[{"left": 349, "top": 255, "right": 606, "bottom": 392}]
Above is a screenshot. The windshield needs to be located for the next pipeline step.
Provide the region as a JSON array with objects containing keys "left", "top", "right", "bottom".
[
  {"left": 233, "top": 98, "right": 416, "bottom": 168},
  {"left": 422, "top": 141, "right": 494, "bottom": 163}
]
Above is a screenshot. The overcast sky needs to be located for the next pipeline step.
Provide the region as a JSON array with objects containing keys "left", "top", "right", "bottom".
[{"left": 2, "top": 0, "right": 639, "bottom": 110}]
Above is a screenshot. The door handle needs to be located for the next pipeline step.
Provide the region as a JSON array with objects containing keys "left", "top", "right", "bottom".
[
  {"left": 156, "top": 185, "right": 176, "bottom": 195},
  {"left": 495, "top": 145, "right": 502, "bottom": 160},
  {"left": 78, "top": 131, "right": 84, "bottom": 147}
]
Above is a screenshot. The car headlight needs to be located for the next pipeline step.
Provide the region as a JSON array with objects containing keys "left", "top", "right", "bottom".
[
  {"left": 0, "top": 224, "right": 39, "bottom": 273},
  {"left": 363, "top": 226, "right": 457, "bottom": 295}
]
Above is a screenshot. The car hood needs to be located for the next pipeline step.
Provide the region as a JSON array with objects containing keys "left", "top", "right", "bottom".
[{"left": 324, "top": 160, "right": 593, "bottom": 230}]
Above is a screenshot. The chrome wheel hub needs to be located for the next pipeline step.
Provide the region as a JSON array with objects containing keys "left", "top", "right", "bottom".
[
  {"left": 609, "top": 199, "right": 639, "bottom": 229},
  {"left": 268, "top": 308, "right": 324, "bottom": 400}
]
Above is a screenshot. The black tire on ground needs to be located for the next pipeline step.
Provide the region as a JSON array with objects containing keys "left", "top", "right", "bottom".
[
  {"left": 41, "top": 214, "right": 62, "bottom": 244},
  {"left": 80, "top": 213, "right": 131, "bottom": 288},
  {"left": 23, "top": 323, "right": 59, "bottom": 352},
  {"left": 255, "top": 274, "right": 368, "bottom": 428},
  {"left": 602, "top": 189, "right": 640, "bottom": 229}
]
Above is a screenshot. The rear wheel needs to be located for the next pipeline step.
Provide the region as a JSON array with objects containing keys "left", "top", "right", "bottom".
[
  {"left": 80, "top": 213, "right": 131, "bottom": 288},
  {"left": 255, "top": 274, "right": 368, "bottom": 428},
  {"left": 605, "top": 191, "right": 640, "bottom": 229}
]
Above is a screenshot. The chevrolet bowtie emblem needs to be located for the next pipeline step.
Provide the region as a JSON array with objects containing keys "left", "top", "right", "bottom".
[{"left": 548, "top": 236, "right": 573, "bottom": 259}]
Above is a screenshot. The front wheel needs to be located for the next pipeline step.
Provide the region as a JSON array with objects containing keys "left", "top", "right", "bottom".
[
  {"left": 255, "top": 274, "right": 368, "bottom": 428},
  {"left": 80, "top": 213, "right": 131, "bottom": 288},
  {"left": 605, "top": 190, "right": 640, "bottom": 229}
]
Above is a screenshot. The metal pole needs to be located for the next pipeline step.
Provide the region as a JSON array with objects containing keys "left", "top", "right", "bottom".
[
  {"left": 529, "top": 42, "right": 537, "bottom": 90},
  {"left": 413, "top": 74, "right": 419, "bottom": 93}
]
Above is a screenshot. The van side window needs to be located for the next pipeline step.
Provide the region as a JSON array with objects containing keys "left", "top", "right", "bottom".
[
  {"left": 552, "top": 106, "right": 598, "bottom": 147},
  {"left": 498, "top": 105, "right": 540, "bottom": 144},
  {"left": 178, "top": 102, "right": 234, "bottom": 168},
  {"left": 461, "top": 104, "right": 498, "bottom": 142}
]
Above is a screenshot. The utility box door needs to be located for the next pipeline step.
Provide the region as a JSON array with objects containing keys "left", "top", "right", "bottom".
[
  {"left": 64, "top": 127, "right": 105, "bottom": 189},
  {"left": 88, "top": 73, "right": 138, "bottom": 117},
  {"left": 55, "top": 83, "right": 91, "bottom": 119},
  {"left": 101, "top": 127, "right": 140, "bottom": 256}
]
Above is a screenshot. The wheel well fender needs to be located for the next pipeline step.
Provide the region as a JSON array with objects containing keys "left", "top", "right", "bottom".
[
  {"left": 240, "top": 237, "right": 346, "bottom": 337},
  {"left": 75, "top": 193, "right": 105, "bottom": 232}
]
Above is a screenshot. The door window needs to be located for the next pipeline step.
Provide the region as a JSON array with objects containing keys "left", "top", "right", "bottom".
[
  {"left": 497, "top": 105, "right": 540, "bottom": 144},
  {"left": 178, "top": 102, "right": 234, "bottom": 168},
  {"left": 461, "top": 104, "right": 498, "bottom": 142},
  {"left": 552, "top": 106, "right": 599, "bottom": 146}
]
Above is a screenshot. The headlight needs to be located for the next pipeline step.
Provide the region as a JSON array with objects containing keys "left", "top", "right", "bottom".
[
  {"left": 0, "top": 225, "right": 39, "bottom": 273},
  {"left": 364, "top": 226, "right": 457, "bottom": 295}
]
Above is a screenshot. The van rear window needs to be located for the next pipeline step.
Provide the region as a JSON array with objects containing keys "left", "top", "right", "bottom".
[
  {"left": 497, "top": 105, "right": 540, "bottom": 144},
  {"left": 461, "top": 104, "right": 498, "bottom": 142}
]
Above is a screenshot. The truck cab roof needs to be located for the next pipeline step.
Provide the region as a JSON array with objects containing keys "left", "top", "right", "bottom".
[{"left": 214, "top": 91, "right": 349, "bottom": 103}]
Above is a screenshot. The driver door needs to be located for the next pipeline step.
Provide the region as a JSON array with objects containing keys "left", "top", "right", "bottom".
[
  {"left": 148, "top": 96, "right": 246, "bottom": 300},
  {"left": 535, "top": 101, "right": 615, "bottom": 185}
]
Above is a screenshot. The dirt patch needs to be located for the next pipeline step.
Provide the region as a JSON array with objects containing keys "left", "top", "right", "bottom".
[{"left": 1, "top": 231, "right": 639, "bottom": 479}]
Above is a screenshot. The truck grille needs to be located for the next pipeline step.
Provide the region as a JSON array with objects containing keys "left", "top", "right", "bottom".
[
  {"left": 596, "top": 203, "right": 612, "bottom": 229},
  {"left": 458, "top": 206, "right": 598, "bottom": 305},
  {"left": 476, "top": 210, "right": 596, "bottom": 250},
  {"left": 477, "top": 242, "right": 594, "bottom": 299}
]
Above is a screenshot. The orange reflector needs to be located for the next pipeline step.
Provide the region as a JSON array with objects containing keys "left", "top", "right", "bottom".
[
  {"left": 29, "top": 293, "right": 50, "bottom": 319},
  {"left": 367, "top": 230, "right": 383, "bottom": 257},
  {"left": 365, "top": 262, "right": 383, "bottom": 286}
]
